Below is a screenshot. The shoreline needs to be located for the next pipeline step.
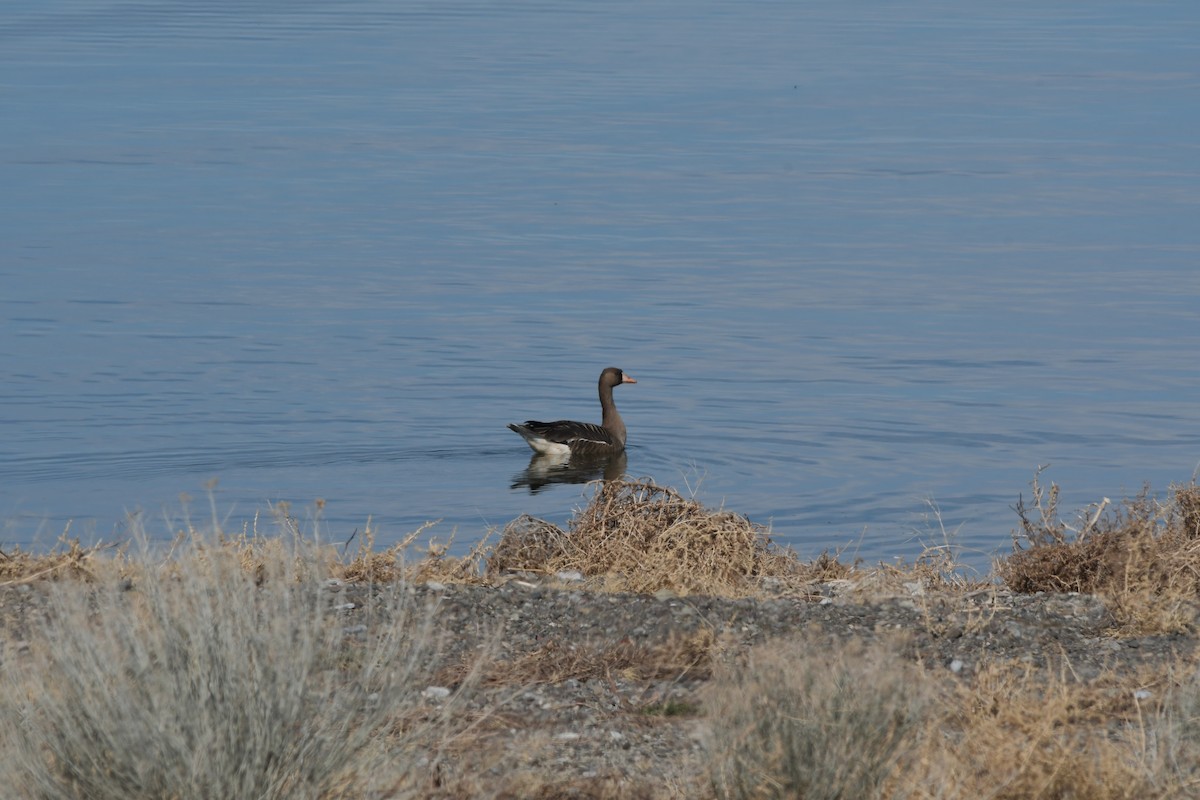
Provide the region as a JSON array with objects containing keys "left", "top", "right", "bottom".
[{"left": 3, "top": 476, "right": 1200, "bottom": 798}]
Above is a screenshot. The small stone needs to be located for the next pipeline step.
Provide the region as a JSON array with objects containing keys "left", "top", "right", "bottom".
[
  {"left": 555, "top": 570, "right": 584, "bottom": 582},
  {"left": 653, "top": 588, "right": 677, "bottom": 601},
  {"left": 425, "top": 581, "right": 447, "bottom": 592},
  {"left": 555, "top": 732, "right": 581, "bottom": 741},
  {"left": 423, "top": 686, "right": 451, "bottom": 700},
  {"left": 1134, "top": 689, "right": 1153, "bottom": 701},
  {"left": 610, "top": 730, "right": 632, "bottom": 749},
  {"left": 333, "top": 602, "right": 356, "bottom": 612},
  {"left": 949, "top": 659, "right": 965, "bottom": 674}
]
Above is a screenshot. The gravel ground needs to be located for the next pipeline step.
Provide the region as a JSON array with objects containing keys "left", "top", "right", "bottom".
[
  {"left": 3, "top": 575, "right": 1193, "bottom": 798},
  {"left": 334, "top": 576, "right": 1197, "bottom": 797}
]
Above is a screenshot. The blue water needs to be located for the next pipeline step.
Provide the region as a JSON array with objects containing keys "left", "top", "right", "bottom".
[{"left": 3, "top": 1, "right": 1199, "bottom": 568}]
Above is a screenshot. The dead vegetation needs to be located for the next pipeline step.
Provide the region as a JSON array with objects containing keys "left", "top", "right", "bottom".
[
  {"left": 0, "top": 529, "right": 462, "bottom": 800},
  {"left": 3, "top": 473, "right": 1199, "bottom": 637},
  {"left": 700, "top": 633, "right": 1200, "bottom": 800},
  {"left": 334, "top": 520, "right": 491, "bottom": 587},
  {"left": 8, "top": 474, "right": 1200, "bottom": 797},
  {"left": 486, "top": 479, "right": 826, "bottom": 596},
  {"left": 6, "top": 474, "right": 1199, "bottom": 626},
  {"left": 910, "top": 658, "right": 1173, "bottom": 800},
  {"left": 439, "top": 627, "right": 719, "bottom": 690},
  {"left": 0, "top": 536, "right": 109, "bottom": 586},
  {"left": 705, "top": 634, "right": 928, "bottom": 800},
  {"left": 999, "top": 470, "right": 1200, "bottom": 633},
  {"left": 423, "top": 632, "right": 1200, "bottom": 800}
]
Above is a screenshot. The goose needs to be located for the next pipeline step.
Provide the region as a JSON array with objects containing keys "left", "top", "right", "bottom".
[{"left": 507, "top": 367, "right": 636, "bottom": 456}]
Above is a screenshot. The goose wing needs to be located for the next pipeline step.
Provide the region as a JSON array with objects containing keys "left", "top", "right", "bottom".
[{"left": 514, "top": 419, "right": 618, "bottom": 448}]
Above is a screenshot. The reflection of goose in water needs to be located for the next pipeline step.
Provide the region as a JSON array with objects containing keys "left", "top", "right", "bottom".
[
  {"left": 507, "top": 367, "right": 636, "bottom": 456},
  {"left": 510, "top": 449, "right": 628, "bottom": 494}
]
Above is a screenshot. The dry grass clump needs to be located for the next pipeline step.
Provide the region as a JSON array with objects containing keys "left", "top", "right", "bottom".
[
  {"left": 333, "top": 520, "right": 494, "bottom": 586},
  {"left": 488, "top": 777, "right": 666, "bottom": 800},
  {"left": 910, "top": 658, "right": 1191, "bottom": 800},
  {"left": 1177, "top": 481, "right": 1200, "bottom": 538},
  {"left": 704, "top": 633, "right": 928, "bottom": 800},
  {"left": 998, "top": 472, "right": 1200, "bottom": 633},
  {"left": 848, "top": 546, "right": 989, "bottom": 603},
  {"left": 0, "top": 537, "right": 109, "bottom": 586},
  {"left": 1159, "top": 662, "right": 1200, "bottom": 788},
  {"left": 117, "top": 495, "right": 482, "bottom": 589},
  {"left": 487, "top": 479, "right": 807, "bottom": 597},
  {"left": 704, "top": 635, "right": 1200, "bottom": 800},
  {"left": 0, "top": 529, "right": 452, "bottom": 800},
  {"left": 187, "top": 530, "right": 332, "bottom": 586},
  {"left": 442, "top": 628, "right": 718, "bottom": 690}
]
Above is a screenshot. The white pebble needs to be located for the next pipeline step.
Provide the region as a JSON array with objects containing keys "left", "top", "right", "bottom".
[
  {"left": 423, "top": 686, "right": 452, "bottom": 700},
  {"left": 555, "top": 570, "right": 584, "bottom": 582},
  {"left": 949, "top": 659, "right": 965, "bottom": 674}
]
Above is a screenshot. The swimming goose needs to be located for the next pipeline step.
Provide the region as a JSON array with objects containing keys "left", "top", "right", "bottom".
[{"left": 507, "top": 367, "right": 636, "bottom": 456}]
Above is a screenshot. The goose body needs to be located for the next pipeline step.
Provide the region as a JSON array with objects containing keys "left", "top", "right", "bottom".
[{"left": 508, "top": 367, "right": 636, "bottom": 456}]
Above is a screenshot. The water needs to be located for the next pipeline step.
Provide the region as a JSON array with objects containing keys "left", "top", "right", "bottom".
[{"left": 3, "top": 1, "right": 1199, "bottom": 568}]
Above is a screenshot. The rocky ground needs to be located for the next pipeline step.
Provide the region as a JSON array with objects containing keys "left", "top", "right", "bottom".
[
  {"left": 3, "top": 565, "right": 1192, "bottom": 798},
  {"left": 328, "top": 575, "right": 1196, "bottom": 797}
]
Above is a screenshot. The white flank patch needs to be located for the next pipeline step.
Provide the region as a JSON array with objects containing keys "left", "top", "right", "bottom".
[{"left": 529, "top": 437, "right": 572, "bottom": 456}]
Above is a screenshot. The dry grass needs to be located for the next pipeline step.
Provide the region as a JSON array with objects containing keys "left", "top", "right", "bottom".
[
  {"left": 702, "top": 634, "right": 1200, "bottom": 800},
  {"left": 704, "top": 633, "right": 928, "bottom": 800},
  {"left": 440, "top": 627, "right": 719, "bottom": 690},
  {"left": 10, "top": 474, "right": 1200, "bottom": 798},
  {"left": 999, "top": 471, "right": 1200, "bottom": 633},
  {"left": 0, "top": 526, "right": 457, "bottom": 800},
  {"left": 0, "top": 536, "right": 111, "bottom": 586},
  {"left": 333, "top": 519, "right": 493, "bottom": 586},
  {"left": 484, "top": 776, "right": 667, "bottom": 800},
  {"left": 1159, "top": 663, "right": 1200, "bottom": 790},
  {"left": 905, "top": 657, "right": 1198, "bottom": 800},
  {"left": 487, "top": 479, "right": 820, "bottom": 597}
]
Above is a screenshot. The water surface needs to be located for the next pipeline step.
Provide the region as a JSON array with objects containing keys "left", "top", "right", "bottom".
[{"left": 3, "top": 1, "right": 1199, "bottom": 568}]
